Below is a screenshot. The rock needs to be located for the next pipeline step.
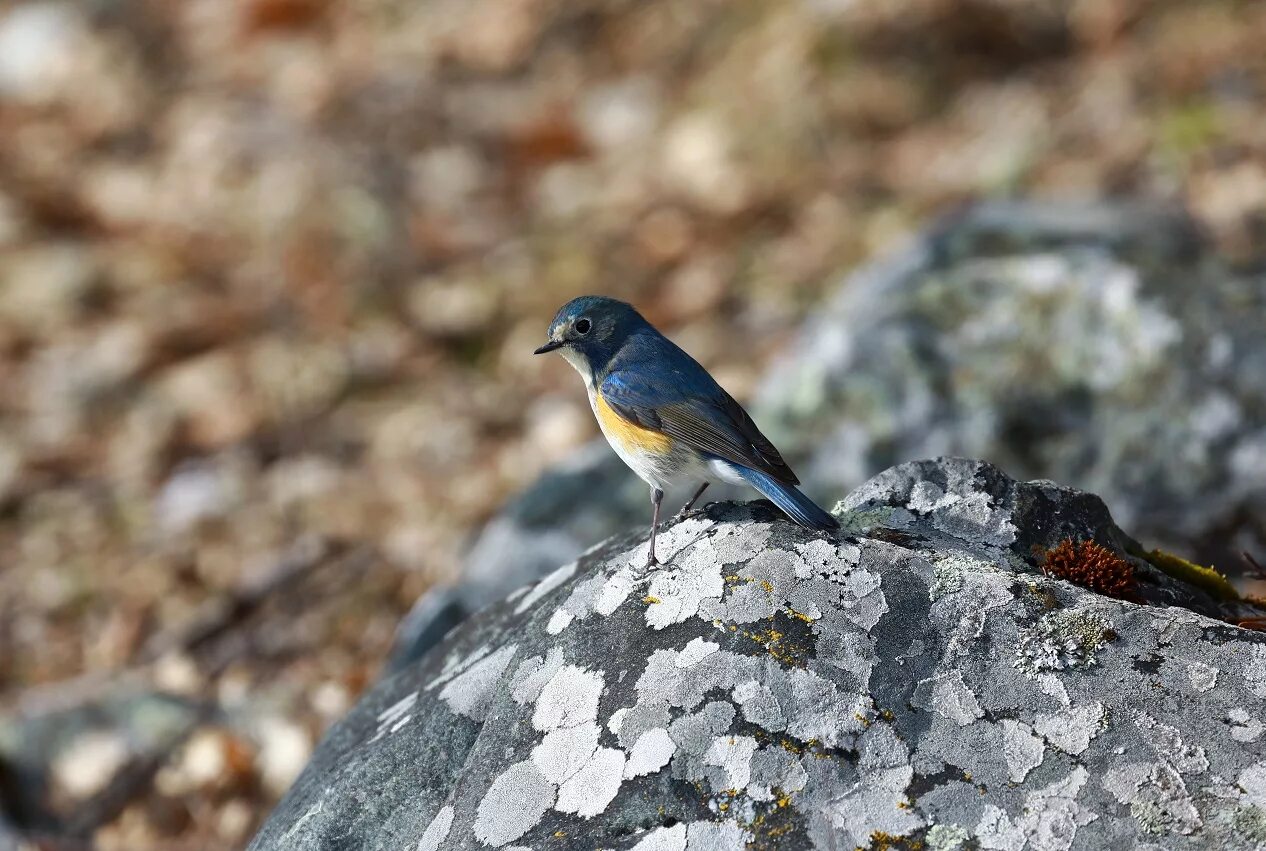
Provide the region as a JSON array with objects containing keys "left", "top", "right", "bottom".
[
  {"left": 392, "top": 200, "right": 1266, "bottom": 668},
  {"left": 0, "top": 689, "right": 201, "bottom": 830},
  {"left": 250, "top": 458, "right": 1266, "bottom": 851},
  {"left": 757, "top": 202, "right": 1265, "bottom": 572}
]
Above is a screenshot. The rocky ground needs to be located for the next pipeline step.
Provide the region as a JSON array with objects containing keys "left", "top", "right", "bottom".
[
  {"left": 250, "top": 458, "right": 1266, "bottom": 851},
  {"left": 1, "top": 0, "right": 1265, "bottom": 847}
]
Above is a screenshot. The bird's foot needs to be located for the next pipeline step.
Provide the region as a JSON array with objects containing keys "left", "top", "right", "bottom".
[{"left": 645, "top": 553, "right": 660, "bottom": 569}]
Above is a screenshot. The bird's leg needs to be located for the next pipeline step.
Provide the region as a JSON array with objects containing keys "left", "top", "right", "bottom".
[
  {"left": 672, "top": 482, "right": 710, "bottom": 522},
  {"left": 646, "top": 487, "right": 664, "bottom": 568}
]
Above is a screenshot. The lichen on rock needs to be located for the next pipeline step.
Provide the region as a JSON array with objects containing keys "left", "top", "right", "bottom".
[{"left": 250, "top": 458, "right": 1266, "bottom": 851}]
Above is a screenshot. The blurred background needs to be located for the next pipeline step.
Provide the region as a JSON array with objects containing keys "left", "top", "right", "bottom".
[{"left": 0, "top": 0, "right": 1263, "bottom": 848}]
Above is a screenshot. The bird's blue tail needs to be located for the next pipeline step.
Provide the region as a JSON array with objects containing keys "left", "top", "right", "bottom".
[{"left": 734, "top": 466, "right": 839, "bottom": 531}]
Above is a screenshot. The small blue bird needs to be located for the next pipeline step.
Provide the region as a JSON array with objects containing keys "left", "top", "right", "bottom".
[{"left": 535, "top": 296, "right": 838, "bottom": 567}]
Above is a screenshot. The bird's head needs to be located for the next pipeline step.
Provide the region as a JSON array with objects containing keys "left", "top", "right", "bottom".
[{"left": 534, "top": 295, "right": 647, "bottom": 382}]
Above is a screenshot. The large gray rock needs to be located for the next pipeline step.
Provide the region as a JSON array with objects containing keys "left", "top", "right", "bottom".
[
  {"left": 392, "top": 201, "right": 1266, "bottom": 668},
  {"left": 757, "top": 202, "right": 1265, "bottom": 570},
  {"left": 252, "top": 458, "right": 1266, "bottom": 851}
]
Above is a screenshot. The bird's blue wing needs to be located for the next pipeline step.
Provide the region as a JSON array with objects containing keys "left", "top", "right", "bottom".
[{"left": 599, "top": 367, "right": 798, "bottom": 485}]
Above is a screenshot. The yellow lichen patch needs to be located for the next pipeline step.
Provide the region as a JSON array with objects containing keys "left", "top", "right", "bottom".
[
  {"left": 854, "top": 712, "right": 872, "bottom": 728},
  {"left": 861, "top": 831, "right": 924, "bottom": 851},
  {"left": 779, "top": 738, "right": 804, "bottom": 755},
  {"left": 741, "top": 625, "right": 811, "bottom": 667},
  {"left": 1143, "top": 548, "right": 1239, "bottom": 601},
  {"left": 760, "top": 580, "right": 775, "bottom": 593},
  {"left": 642, "top": 595, "right": 661, "bottom": 604},
  {"left": 786, "top": 606, "right": 817, "bottom": 623},
  {"left": 739, "top": 788, "right": 800, "bottom": 847}
]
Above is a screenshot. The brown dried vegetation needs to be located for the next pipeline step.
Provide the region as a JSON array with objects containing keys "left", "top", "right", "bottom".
[{"left": 1040, "top": 539, "right": 1138, "bottom": 602}]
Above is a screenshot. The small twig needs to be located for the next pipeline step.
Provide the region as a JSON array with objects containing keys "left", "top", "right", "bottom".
[{"left": 1244, "top": 551, "right": 1266, "bottom": 580}]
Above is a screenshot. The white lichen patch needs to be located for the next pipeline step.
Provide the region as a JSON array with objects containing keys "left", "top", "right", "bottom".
[
  {"left": 926, "top": 823, "right": 971, "bottom": 851},
  {"left": 707, "top": 521, "right": 773, "bottom": 564},
  {"left": 416, "top": 805, "right": 453, "bottom": 851},
  {"left": 837, "top": 566, "right": 889, "bottom": 630},
  {"left": 543, "top": 573, "right": 616, "bottom": 636},
  {"left": 644, "top": 541, "right": 725, "bottom": 630},
  {"left": 913, "top": 670, "right": 984, "bottom": 726},
  {"left": 702, "top": 735, "right": 757, "bottom": 791},
  {"left": 473, "top": 760, "right": 555, "bottom": 847},
  {"left": 368, "top": 691, "right": 418, "bottom": 744},
  {"left": 530, "top": 721, "right": 600, "bottom": 784},
  {"left": 669, "top": 701, "right": 737, "bottom": 758},
  {"left": 1033, "top": 702, "right": 1106, "bottom": 756},
  {"left": 427, "top": 643, "right": 493, "bottom": 692},
  {"left": 532, "top": 665, "right": 604, "bottom": 732},
  {"left": 1035, "top": 672, "right": 1071, "bottom": 707},
  {"left": 655, "top": 515, "right": 719, "bottom": 561},
  {"left": 545, "top": 608, "right": 574, "bottom": 634},
  {"left": 1186, "top": 661, "right": 1219, "bottom": 693},
  {"left": 978, "top": 734, "right": 1098, "bottom": 847},
  {"left": 975, "top": 804, "right": 1026, "bottom": 851},
  {"left": 625, "top": 728, "right": 676, "bottom": 778},
  {"left": 685, "top": 819, "right": 747, "bottom": 851},
  {"left": 824, "top": 763, "right": 923, "bottom": 847},
  {"left": 631, "top": 824, "right": 686, "bottom": 851},
  {"left": 1103, "top": 761, "right": 1201, "bottom": 836},
  {"left": 929, "top": 558, "right": 967, "bottom": 600},
  {"left": 1229, "top": 708, "right": 1265, "bottom": 743},
  {"left": 1015, "top": 766, "right": 1097, "bottom": 851},
  {"left": 1240, "top": 642, "right": 1266, "bottom": 699},
  {"left": 1014, "top": 609, "right": 1114, "bottom": 677},
  {"left": 514, "top": 561, "right": 577, "bottom": 614},
  {"left": 555, "top": 746, "right": 625, "bottom": 818},
  {"left": 676, "top": 637, "right": 720, "bottom": 668},
  {"left": 1238, "top": 761, "right": 1266, "bottom": 807},
  {"left": 510, "top": 647, "right": 565, "bottom": 706},
  {"left": 794, "top": 538, "right": 854, "bottom": 578},
  {"left": 999, "top": 719, "right": 1045, "bottom": 783},
  {"left": 595, "top": 565, "right": 639, "bottom": 616},
  {"left": 778, "top": 667, "right": 869, "bottom": 747},
  {"left": 1134, "top": 713, "right": 1209, "bottom": 775},
  {"left": 746, "top": 745, "right": 808, "bottom": 802},
  {"left": 731, "top": 680, "right": 786, "bottom": 732},
  {"left": 906, "top": 480, "right": 1017, "bottom": 548},
  {"left": 439, "top": 643, "right": 518, "bottom": 722}
]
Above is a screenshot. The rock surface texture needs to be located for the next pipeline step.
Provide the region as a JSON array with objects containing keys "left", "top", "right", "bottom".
[
  {"left": 394, "top": 202, "right": 1266, "bottom": 669},
  {"left": 253, "top": 458, "right": 1266, "bottom": 851}
]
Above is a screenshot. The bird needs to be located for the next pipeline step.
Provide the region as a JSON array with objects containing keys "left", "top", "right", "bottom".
[{"left": 534, "top": 295, "right": 838, "bottom": 568}]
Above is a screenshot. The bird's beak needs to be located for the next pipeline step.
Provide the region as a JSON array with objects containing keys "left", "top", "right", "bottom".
[{"left": 534, "top": 340, "right": 564, "bottom": 355}]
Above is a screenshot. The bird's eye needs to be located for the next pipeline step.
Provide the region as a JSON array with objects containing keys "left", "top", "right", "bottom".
[{"left": 574, "top": 318, "right": 592, "bottom": 335}]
